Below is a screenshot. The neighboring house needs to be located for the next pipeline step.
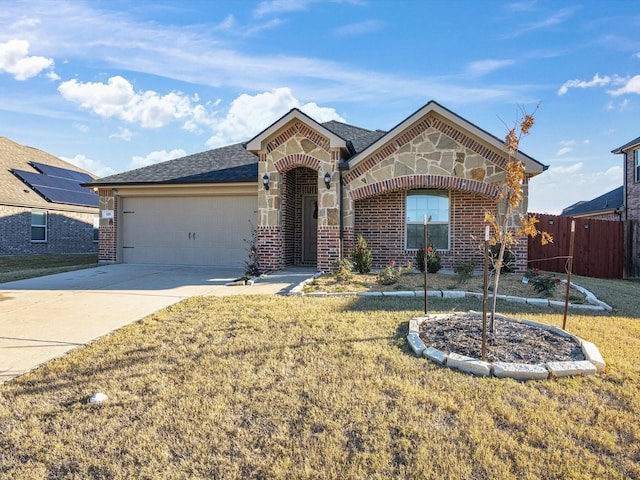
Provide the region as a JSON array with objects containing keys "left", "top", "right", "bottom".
[
  {"left": 612, "top": 136, "right": 640, "bottom": 278},
  {"left": 560, "top": 186, "right": 624, "bottom": 221},
  {"left": 89, "top": 101, "right": 547, "bottom": 272},
  {"left": 0, "top": 137, "right": 99, "bottom": 256}
]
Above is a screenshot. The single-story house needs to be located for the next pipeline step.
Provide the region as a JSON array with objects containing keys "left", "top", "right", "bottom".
[
  {"left": 612, "top": 135, "right": 640, "bottom": 278},
  {"left": 560, "top": 186, "right": 623, "bottom": 221},
  {"left": 88, "top": 101, "right": 547, "bottom": 272},
  {"left": 0, "top": 137, "right": 99, "bottom": 256}
]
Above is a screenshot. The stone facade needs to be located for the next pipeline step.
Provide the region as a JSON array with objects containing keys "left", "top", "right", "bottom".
[
  {"left": 256, "top": 120, "right": 342, "bottom": 271},
  {"left": 249, "top": 110, "right": 536, "bottom": 273},
  {"left": 0, "top": 204, "right": 98, "bottom": 256}
]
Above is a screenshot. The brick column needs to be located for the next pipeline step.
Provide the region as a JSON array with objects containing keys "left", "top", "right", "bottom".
[
  {"left": 317, "top": 226, "right": 340, "bottom": 271},
  {"left": 258, "top": 226, "right": 284, "bottom": 271}
]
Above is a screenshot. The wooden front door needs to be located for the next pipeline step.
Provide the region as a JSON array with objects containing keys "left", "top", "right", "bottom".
[{"left": 302, "top": 195, "right": 318, "bottom": 264}]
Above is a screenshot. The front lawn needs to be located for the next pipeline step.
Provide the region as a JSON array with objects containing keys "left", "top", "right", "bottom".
[
  {"left": 0, "top": 254, "right": 98, "bottom": 284},
  {"left": 0, "top": 293, "right": 638, "bottom": 479}
]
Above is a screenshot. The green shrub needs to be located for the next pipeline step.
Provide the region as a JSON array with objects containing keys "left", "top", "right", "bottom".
[
  {"left": 351, "top": 235, "right": 372, "bottom": 274},
  {"left": 529, "top": 274, "right": 561, "bottom": 297},
  {"left": 453, "top": 260, "right": 476, "bottom": 284},
  {"left": 333, "top": 258, "right": 354, "bottom": 282},
  {"left": 376, "top": 261, "right": 410, "bottom": 285},
  {"left": 416, "top": 246, "right": 442, "bottom": 273}
]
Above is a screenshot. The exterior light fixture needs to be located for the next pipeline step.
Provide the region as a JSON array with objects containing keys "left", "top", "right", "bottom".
[
  {"left": 324, "top": 172, "right": 331, "bottom": 190},
  {"left": 262, "top": 173, "right": 270, "bottom": 191}
]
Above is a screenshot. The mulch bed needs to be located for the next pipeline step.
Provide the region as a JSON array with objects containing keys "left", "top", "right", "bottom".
[{"left": 418, "top": 313, "right": 585, "bottom": 364}]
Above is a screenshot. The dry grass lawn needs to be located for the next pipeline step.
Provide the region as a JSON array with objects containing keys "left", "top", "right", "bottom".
[
  {"left": 0, "top": 280, "right": 638, "bottom": 479},
  {"left": 0, "top": 254, "right": 98, "bottom": 284}
]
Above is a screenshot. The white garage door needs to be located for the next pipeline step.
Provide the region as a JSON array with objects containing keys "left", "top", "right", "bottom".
[{"left": 121, "top": 196, "right": 257, "bottom": 266}]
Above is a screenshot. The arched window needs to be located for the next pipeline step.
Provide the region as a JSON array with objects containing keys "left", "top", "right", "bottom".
[{"left": 406, "top": 189, "right": 449, "bottom": 250}]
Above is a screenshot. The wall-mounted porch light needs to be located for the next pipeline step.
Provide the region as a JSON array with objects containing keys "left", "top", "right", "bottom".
[
  {"left": 324, "top": 172, "right": 331, "bottom": 190},
  {"left": 262, "top": 173, "right": 270, "bottom": 191}
]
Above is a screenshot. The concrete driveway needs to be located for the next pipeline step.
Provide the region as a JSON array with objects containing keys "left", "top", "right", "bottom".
[{"left": 0, "top": 264, "right": 314, "bottom": 384}]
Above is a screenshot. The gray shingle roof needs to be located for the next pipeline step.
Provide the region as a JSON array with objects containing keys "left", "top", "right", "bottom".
[
  {"left": 89, "top": 119, "right": 385, "bottom": 186},
  {"left": 321, "top": 120, "right": 387, "bottom": 153},
  {"left": 89, "top": 143, "right": 258, "bottom": 186},
  {"left": 612, "top": 135, "right": 640, "bottom": 153},
  {"left": 560, "top": 186, "right": 623, "bottom": 217}
]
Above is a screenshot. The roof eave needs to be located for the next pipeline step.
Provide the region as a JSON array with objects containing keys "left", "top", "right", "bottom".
[{"left": 244, "top": 108, "right": 347, "bottom": 152}]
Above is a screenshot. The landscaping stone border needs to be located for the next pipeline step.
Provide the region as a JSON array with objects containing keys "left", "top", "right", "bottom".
[
  {"left": 290, "top": 275, "right": 613, "bottom": 312},
  {"left": 407, "top": 312, "right": 605, "bottom": 380}
]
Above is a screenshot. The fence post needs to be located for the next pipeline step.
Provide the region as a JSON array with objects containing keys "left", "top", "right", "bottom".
[{"left": 563, "top": 220, "right": 575, "bottom": 330}]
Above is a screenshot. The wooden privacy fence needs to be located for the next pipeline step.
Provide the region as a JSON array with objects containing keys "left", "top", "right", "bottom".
[{"left": 527, "top": 213, "right": 623, "bottom": 279}]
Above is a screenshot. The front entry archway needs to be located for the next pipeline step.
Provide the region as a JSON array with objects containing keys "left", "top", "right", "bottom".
[{"left": 281, "top": 166, "right": 318, "bottom": 267}]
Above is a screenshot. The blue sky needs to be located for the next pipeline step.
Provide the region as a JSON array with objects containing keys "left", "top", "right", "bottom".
[{"left": 1, "top": 0, "right": 639, "bottom": 213}]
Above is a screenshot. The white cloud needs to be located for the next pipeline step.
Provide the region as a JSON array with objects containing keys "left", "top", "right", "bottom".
[
  {"left": 333, "top": 20, "right": 384, "bottom": 38},
  {"left": 0, "top": 39, "right": 55, "bottom": 80},
  {"left": 109, "top": 127, "right": 133, "bottom": 141},
  {"left": 58, "top": 76, "right": 216, "bottom": 129},
  {"left": 205, "top": 87, "right": 345, "bottom": 148},
  {"left": 528, "top": 163, "right": 623, "bottom": 214},
  {"left": 608, "top": 75, "right": 640, "bottom": 96},
  {"left": 254, "top": 0, "right": 313, "bottom": 17},
  {"left": 556, "top": 147, "right": 572, "bottom": 156},
  {"left": 466, "top": 59, "right": 515, "bottom": 76},
  {"left": 0, "top": 2, "right": 523, "bottom": 107},
  {"left": 73, "top": 123, "right": 90, "bottom": 133},
  {"left": 557, "top": 73, "right": 612, "bottom": 96},
  {"left": 634, "top": 52, "right": 640, "bottom": 59},
  {"left": 62, "top": 154, "right": 117, "bottom": 178},
  {"left": 129, "top": 149, "right": 187, "bottom": 169}
]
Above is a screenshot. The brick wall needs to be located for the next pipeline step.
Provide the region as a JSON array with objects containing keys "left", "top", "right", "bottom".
[
  {"left": 317, "top": 226, "right": 340, "bottom": 271},
  {"left": 97, "top": 190, "right": 117, "bottom": 262},
  {"left": 0, "top": 205, "right": 98, "bottom": 256},
  {"left": 258, "top": 225, "right": 284, "bottom": 271},
  {"left": 625, "top": 149, "right": 640, "bottom": 277},
  {"left": 353, "top": 189, "right": 515, "bottom": 271}
]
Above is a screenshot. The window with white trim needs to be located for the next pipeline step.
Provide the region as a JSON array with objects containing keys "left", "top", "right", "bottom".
[
  {"left": 405, "top": 189, "right": 449, "bottom": 250},
  {"left": 635, "top": 149, "right": 640, "bottom": 182},
  {"left": 31, "top": 211, "right": 47, "bottom": 242}
]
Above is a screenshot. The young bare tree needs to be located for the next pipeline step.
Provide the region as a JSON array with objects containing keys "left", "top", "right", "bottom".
[{"left": 485, "top": 105, "right": 552, "bottom": 331}]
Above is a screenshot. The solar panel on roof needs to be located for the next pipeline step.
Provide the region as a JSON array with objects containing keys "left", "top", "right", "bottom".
[
  {"left": 30, "top": 161, "right": 94, "bottom": 183},
  {"left": 13, "top": 168, "right": 99, "bottom": 207}
]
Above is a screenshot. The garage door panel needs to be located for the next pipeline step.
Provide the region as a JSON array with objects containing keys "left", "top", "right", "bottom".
[{"left": 121, "top": 196, "right": 256, "bottom": 266}]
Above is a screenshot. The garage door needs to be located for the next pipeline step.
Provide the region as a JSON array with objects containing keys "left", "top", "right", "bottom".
[{"left": 121, "top": 196, "right": 257, "bottom": 266}]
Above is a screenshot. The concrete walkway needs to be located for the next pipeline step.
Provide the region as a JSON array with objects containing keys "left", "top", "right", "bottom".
[{"left": 0, "top": 264, "right": 316, "bottom": 384}]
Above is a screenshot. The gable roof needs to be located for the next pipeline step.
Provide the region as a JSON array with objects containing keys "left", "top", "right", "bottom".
[
  {"left": 346, "top": 100, "right": 547, "bottom": 175},
  {"left": 89, "top": 118, "right": 383, "bottom": 187},
  {"left": 245, "top": 109, "right": 348, "bottom": 153},
  {"left": 88, "top": 100, "right": 547, "bottom": 187},
  {"left": 89, "top": 143, "right": 257, "bottom": 186},
  {"left": 560, "top": 186, "right": 623, "bottom": 217},
  {"left": 612, "top": 135, "right": 640, "bottom": 154},
  {"left": 0, "top": 137, "right": 97, "bottom": 211}
]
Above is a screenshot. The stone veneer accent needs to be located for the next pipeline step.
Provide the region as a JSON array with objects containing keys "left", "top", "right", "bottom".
[
  {"left": 257, "top": 122, "right": 341, "bottom": 271},
  {"left": 341, "top": 116, "right": 530, "bottom": 272}
]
